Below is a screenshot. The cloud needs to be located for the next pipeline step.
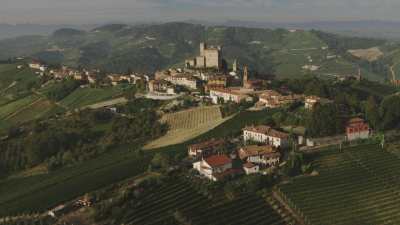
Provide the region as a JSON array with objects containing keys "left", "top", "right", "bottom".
[{"left": 0, "top": 0, "right": 399, "bottom": 24}]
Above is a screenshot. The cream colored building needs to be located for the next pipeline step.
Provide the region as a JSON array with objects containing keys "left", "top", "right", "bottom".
[
  {"left": 165, "top": 75, "right": 198, "bottom": 90},
  {"left": 209, "top": 88, "right": 252, "bottom": 104},
  {"left": 243, "top": 125, "right": 289, "bottom": 148}
]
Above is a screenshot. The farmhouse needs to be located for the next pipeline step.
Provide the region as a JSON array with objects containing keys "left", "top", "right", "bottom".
[
  {"left": 305, "top": 95, "right": 333, "bottom": 110},
  {"left": 239, "top": 145, "right": 280, "bottom": 168},
  {"left": 209, "top": 87, "right": 252, "bottom": 104},
  {"left": 188, "top": 139, "right": 226, "bottom": 159},
  {"left": 346, "top": 118, "right": 371, "bottom": 141},
  {"left": 243, "top": 125, "right": 289, "bottom": 148},
  {"left": 193, "top": 155, "right": 235, "bottom": 181}
]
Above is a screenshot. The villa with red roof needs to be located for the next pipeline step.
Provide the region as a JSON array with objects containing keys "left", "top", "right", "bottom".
[
  {"left": 193, "top": 155, "right": 234, "bottom": 181},
  {"left": 243, "top": 125, "right": 289, "bottom": 148},
  {"left": 346, "top": 118, "right": 371, "bottom": 141}
]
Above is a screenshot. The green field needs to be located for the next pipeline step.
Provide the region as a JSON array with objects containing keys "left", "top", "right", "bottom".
[
  {"left": 0, "top": 94, "right": 40, "bottom": 120},
  {"left": 123, "top": 178, "right": 285, "bottom": 225},
  {"left": 278, "top": 145, "right": 400, "bottom": 225},
  {"left": 59, "top": 86, "right": 125, "bottom": 109},
  {"left": 0, "top": 109, "right": 274, "bottom": 216}
]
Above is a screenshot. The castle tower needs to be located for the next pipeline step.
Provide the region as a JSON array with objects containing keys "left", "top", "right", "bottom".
[
  {"left": 200, "top": 42, "right": 206, "bottom": 57},
  {"left": 233, "top": 59, "right": 238, "bottom": 72},
  {"left": 243, "top": 66, "right": 249, "bottom": 87}
]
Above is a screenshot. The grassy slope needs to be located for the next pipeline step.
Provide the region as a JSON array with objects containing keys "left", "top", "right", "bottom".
[
  {"left": 0, "top": 109, "right": 272, "bottom": 216},
  {"left": 59, "top": 85, "right": 125, "bottom": 109}
]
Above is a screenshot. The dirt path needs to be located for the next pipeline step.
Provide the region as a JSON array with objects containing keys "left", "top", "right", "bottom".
[{"left": 85, "top": 97, "right": 128, "bottom": 110}]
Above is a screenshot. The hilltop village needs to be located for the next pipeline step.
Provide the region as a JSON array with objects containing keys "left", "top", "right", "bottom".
[
  {"left": 5, "top": 38, "right": 400, "bottom": 225},
  {"left": 21, "top": 42, "right": 375, "bottom": 183}
]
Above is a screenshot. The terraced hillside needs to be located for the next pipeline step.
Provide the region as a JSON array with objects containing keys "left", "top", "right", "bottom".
[
  {"left": 278, "top": 145, "right": 400, "bottom": 225},
  {"left": 123, "top": 178, "right": 286, "bottom": 225}
]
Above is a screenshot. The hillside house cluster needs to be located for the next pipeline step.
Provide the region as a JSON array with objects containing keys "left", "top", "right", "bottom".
[
  {"left": 258, "top": 90, "right": 304, "bottom": 108},
  {"left": 239, "top": 145, "right": 281, "bottom": 175},
  {"left": 188, "top": 139, "right": 226, "bottom": 160}
]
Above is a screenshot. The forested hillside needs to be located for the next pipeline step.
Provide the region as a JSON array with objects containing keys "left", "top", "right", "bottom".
[{"left": 0, "top": 22, "right": 395, "bottom": 81}]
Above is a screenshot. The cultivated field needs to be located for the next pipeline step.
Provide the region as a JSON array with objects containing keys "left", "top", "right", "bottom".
[
  {"left": 123, "top": 178, "right": 285, "bottom": 225},
  {"left": 278, "top": 145, "right": 400, "bottom": 225},
  {"left": 144, "top": 106, "right": 230, "bottom": 149}
]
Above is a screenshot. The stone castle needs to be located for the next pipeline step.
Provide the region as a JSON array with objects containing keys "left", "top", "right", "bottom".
[{"left": 186, "top": 42, "right": 222, "bottom": 70}]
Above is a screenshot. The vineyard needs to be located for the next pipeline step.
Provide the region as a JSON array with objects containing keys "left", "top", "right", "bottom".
[
  {"left": 278, "top": 144, "right": 400, "bottom": 225},
  {"left": 123, "top": 178, "right": 286, "bottom": 225},
  {"left": 144, "top": 106, "right": 229, "bottom": 149}
]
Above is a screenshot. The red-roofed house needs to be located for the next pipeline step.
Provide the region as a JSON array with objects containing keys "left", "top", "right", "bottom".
[
  {"left": 238, "top": 145, "right": 281, "bottom": 168},
  {"left": 188, "top": 139, "right": 226, "bottom": 159},
  {"left": 193, "top": 155, "right": 233, "bottom": 181},
  {"left": 346, "top": 118, "right": 371, "bottom": 141},
  {"left": 243, "top": 125, "right": 289, "bottom": 148}
]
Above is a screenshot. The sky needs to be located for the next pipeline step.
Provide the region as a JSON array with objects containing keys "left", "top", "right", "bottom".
[{"left": 0, "top": 0, "right": 400, "bottom": 24}]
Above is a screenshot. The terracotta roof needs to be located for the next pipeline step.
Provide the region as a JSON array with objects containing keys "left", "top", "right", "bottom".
[
  {"left": 243, "top": 125, "right": 289, "bottom": 139},
  {"left": 348, "top": 118, "right": 365, "bottom": 124},
  {"left": 188, "top": 139, "right": 225, "bottom": 151},
  {"left": 243, "top": 162, "right": 257, "bottom": 168},
  {"left": 239, "top": 145, "right": 280, "bottom": 160},
  {"left": 204, "top": 155, "right": 232, "bottom": 167}
]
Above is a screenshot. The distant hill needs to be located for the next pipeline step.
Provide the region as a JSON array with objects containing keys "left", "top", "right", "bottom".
[
  {"left": 0, "top": 22, "right": 396, "bottom": 81},
  {"left": 0, "top": 24, "right": 96, "bottom": 40}
]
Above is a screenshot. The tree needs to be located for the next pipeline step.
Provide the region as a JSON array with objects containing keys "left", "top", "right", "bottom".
[
  {"left": 150, "top": 153, "right": 171, "bottom": 170},
  {"left": 380, "top": 95, "right": 400, "bottom": 130},
  {"left": 306, "top": 103, "right": 342, "bottom": 138},
  {"left": 365, "top": 96, "right": 380, "bottom": 129}
]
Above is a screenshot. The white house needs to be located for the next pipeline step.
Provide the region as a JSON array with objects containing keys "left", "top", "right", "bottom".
[
  {"left": 243, "top": 162, "right": 259, "bottom": 175},
  {"left": 243, "top": 125, "right": 289, "bottom": 148},
  {"left": 193, "top": 155, "right": 233, "bottom": 181}
]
